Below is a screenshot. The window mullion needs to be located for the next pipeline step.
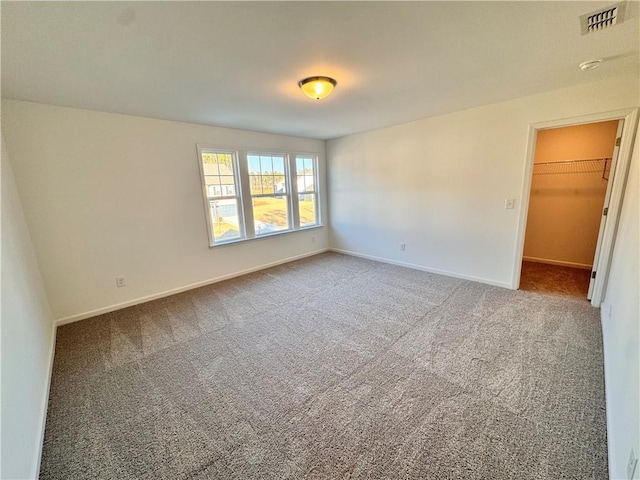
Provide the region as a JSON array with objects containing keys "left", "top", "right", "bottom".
[
  {"left": 207, "top": 195, "right": 237, "bottom": 202},
  {"left": 251, "top": 193, "right": 287, "bottom": 199},
  {"left": 237, "top": 151, "right": 255, "bottom": 239}
]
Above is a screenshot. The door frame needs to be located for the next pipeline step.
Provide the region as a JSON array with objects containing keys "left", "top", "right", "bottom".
[
  {"left": 512, "top": 107, "right": 639, "bottom": 307},
  {"left": 587, "top": 119, "right": 624, "bottom": 301}
]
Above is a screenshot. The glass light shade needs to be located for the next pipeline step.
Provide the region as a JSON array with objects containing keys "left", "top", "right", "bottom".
[{"left": 298, "top": 76, "right": 337, "bottom": 100}]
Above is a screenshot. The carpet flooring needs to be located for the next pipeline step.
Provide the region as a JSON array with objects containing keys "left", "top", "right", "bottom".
[
  {"left": 40, "top": 252, "right": 608, "bottom": 479},
  {"left": 520, "top": 261, "right": 592, "bottom": 299}
]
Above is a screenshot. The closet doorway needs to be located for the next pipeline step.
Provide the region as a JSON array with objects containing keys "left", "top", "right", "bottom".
[{"left": 520, "top": 120, "right": 621, "bottom": 300}]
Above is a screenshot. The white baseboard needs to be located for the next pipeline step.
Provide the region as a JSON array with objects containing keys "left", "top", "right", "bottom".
[
  {"left": 34, "top": 324, "right": 57, "bottom": 478},
  {"left": 55, "top": 248, "right": 329, "bottom": 326},
  {"left": 600, "top": 306, "right": 616, "bottom": 480},
  {"left": 522, "top": 256, "right": 592, "bottom": 270},
  {"left": 330, "top": 248, "right": 512, "bottom": 289}
]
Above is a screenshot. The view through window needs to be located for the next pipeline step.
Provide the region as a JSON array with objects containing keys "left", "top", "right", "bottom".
[
  {"left": 198, "top": 147, "right": 320, "bottom": 246},
  {"left": 296, "top": 155, "right": 318, "bottom": 228},
  {"left": 201, "top": 151, "right": 242, "bottom": 243},
  {"left": 248, "top": 154, "right": 289, "bottom": 235}
]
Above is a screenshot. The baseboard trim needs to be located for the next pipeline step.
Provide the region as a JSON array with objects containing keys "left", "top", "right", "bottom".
[
  {"left": 34, "top": 324, "right": 56, "bottom": 478},
  {"left": 522, "top": 256, "right": 592, "bottom": 270},
  {"left": 55, "top": 248, "right": 330, "bottom": 326},
  {"left": 600, "top": 306, "right": 616, "bottom": 480},
  {"left": 330, "top": 248, "right": 512, "bottom": 289}
]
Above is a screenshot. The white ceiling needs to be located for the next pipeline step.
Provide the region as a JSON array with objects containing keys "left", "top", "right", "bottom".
[{"left": 2, "top": 1, "right": 638, "bottom": 140}]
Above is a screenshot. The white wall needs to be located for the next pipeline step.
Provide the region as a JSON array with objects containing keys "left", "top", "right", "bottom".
[
  {"left": 601, "top": 126, "right": 639, "bottom": 480},
  {"left": 327, "top": 75, "right": 639, "bottom": 287},
  {"left": 1, "top": 100, "right": 327, "bottom": 322},
  {"left": 1, "top": 139, "right": 55, "bottom": 479}
]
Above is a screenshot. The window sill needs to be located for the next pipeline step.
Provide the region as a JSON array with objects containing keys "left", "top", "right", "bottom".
[{"left": 208, "top": 224, "right": 324, "bottom": 248}]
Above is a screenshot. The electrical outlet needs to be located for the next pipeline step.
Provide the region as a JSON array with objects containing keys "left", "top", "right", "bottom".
[
  {"left": 505, "top": 198, "right": 515, "bottom": 209},
  {"left": 116, "top": 276, "right": 126, "bottom": 288},
  {"left": 400, "top": 243, "right": 406, "bottom": 252},
  {"left": 311, "top": 236, "right": 316, "bottom": 243},
  {"left": 628, "top": 447, "right": 638, "bottom": 479}
]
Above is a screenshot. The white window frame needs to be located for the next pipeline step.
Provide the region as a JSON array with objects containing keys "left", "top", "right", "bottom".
[
  {"left": 196, "top": 147, "right": 246, "bottom": 246},
  {"left": 196, "top": 145, "right": 321, "bottom": 247},
  {"left": 246, "top": 152, "right": 293, "bottom": 236},
  {"left": 294, "top": 155, "right": 320, "bottom": 229}
]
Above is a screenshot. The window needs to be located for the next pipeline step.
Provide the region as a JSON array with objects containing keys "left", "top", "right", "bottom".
[
  {"left": 197, "top": 146, "right": 320, "bottom": 246},
  {"left": 296, "top": 155, "right": 319, "bottom": 227},
  {"left": 198, "top": 150, "right": 243, "bottom": 244},
  {"left": 248, "top": 154, "right": 290, "bottom": 235}
]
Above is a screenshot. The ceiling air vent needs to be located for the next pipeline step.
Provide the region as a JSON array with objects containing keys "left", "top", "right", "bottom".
[{"left": 580, "top": 2, "right": 626, "bottom": 34}]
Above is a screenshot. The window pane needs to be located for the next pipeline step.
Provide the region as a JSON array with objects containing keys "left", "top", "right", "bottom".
[
  {"left": 249, "top": 155, "right": 286, "bottom": 194},
  {"left": 205, "top": 176, "right": 222, "bottom": 196},
  {"left": 273, "top": 174, "right": 285, "bottom": 194},
  {"left": 253, "top": 196, "right": 289, "bottom": 235},
  {"left": 210, "top": 199, "right": 241, "bottom": 241},
  {"left": 219, "top": 175, "right": 235, "bottom": 191},
  {"left": 298, "top": 193, "right": 317, "bottom": 227},
  {"left": 249, "top": 175, "right": 263, "bottom": 195},
  {"left": 272, "top": 156, "right": 285, "bottom": 175},
  {"left": 205, "top": 174, "right": 221, "bottom": 185},
  {"left": 201, "top": 154, "right": 220, "bottom": 175},
  {"left": 248, "top": 155, "right": 261, "bottom": 174},
  {"left": 260, "top": 156, "right": 272, "bottom": 174},
  {"left": 262, "top": 176, "right": 275, "bottom": 194},
  {"left": 272, "top": 156, "right": 286, "bottom": 194},
  {"left": 303, "top": 175, "right": 314, "bottom": 192},
  {"left": 202, "top": 153, "right": 237, "bottom": 201},
  {"left": 295, "top": 156, "right": 315, "bottom": 196},
  {"left": 298, "top": 175, "right": 315, "bottom": 193}
]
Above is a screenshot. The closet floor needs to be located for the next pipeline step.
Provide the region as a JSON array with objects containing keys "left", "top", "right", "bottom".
[{"left": 520, "top": 261, "right": 591, "bottom": 299}]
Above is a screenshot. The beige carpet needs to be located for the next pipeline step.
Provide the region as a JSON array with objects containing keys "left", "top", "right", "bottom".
[
  {"left": 40, "top": 252, "right": 608, "bottom": 479},
  {"left": 520, "top": 260, "right": 592, "bottom": 298}
]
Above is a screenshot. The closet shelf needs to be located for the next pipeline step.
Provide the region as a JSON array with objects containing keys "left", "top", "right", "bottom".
[{"left": 533, "top": 158, "right": 612, "bottom": 180}]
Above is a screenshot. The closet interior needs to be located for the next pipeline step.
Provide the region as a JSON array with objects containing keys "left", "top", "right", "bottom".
[{"left": 520, "top": 120, "right": 619, "bottom": 298}]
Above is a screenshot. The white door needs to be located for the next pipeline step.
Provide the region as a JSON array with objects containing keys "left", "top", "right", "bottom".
[{"left": 587, "top": 120, "right": 624, "bottom": 300}]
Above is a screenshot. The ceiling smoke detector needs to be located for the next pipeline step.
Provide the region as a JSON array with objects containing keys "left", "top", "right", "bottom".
[
  {"left": 580, "top": 2, "right": 626, "bottom": 34},
  {"left": 579, "top": 60, "right": 603, "bottom": 71}
]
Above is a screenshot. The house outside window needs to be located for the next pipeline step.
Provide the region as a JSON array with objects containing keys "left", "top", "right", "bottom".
[{"left": 199, "top": 151, "right": 243, "bottom": 243}]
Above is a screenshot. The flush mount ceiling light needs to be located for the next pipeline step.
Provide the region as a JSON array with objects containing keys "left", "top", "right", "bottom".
[
  {"left": 579, "top": 59, "right": 603, "bottom": 71},
  {"left": 298, "top": 76, "right": 337, "bottom": 100}
]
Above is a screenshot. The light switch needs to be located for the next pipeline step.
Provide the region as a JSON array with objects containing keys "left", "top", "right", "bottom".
[{"left": 505, "top": 198, "right": 515, "bottom": 209}]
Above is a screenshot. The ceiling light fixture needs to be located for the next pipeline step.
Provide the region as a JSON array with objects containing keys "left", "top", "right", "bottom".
[
  {"left": 298, "top": 76, "right": 337, "bottom": 100},
  {"left": 579, "top": 59, "right": 602, "bottom": 71}
]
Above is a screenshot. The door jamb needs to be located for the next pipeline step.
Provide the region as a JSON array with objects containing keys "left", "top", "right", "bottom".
[{"left": 511, "top": 107, "right": 639, "bottom": 307}]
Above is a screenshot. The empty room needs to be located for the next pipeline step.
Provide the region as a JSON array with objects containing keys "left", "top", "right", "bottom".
[{"left": 2, "top": 2, "right": 639, "bottom": 479}]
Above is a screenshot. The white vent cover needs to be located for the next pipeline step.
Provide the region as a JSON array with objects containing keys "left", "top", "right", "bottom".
[{"left": 580, "top": 2, "right": 626, "bottom": 34}]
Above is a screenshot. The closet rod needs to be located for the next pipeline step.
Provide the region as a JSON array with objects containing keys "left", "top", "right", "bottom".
[
  {"left": 534, "top": 157, "right": 611, "bottom": 166},
  {"left": 532, "top": 157, "right": 612, "bottom": 180}
]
